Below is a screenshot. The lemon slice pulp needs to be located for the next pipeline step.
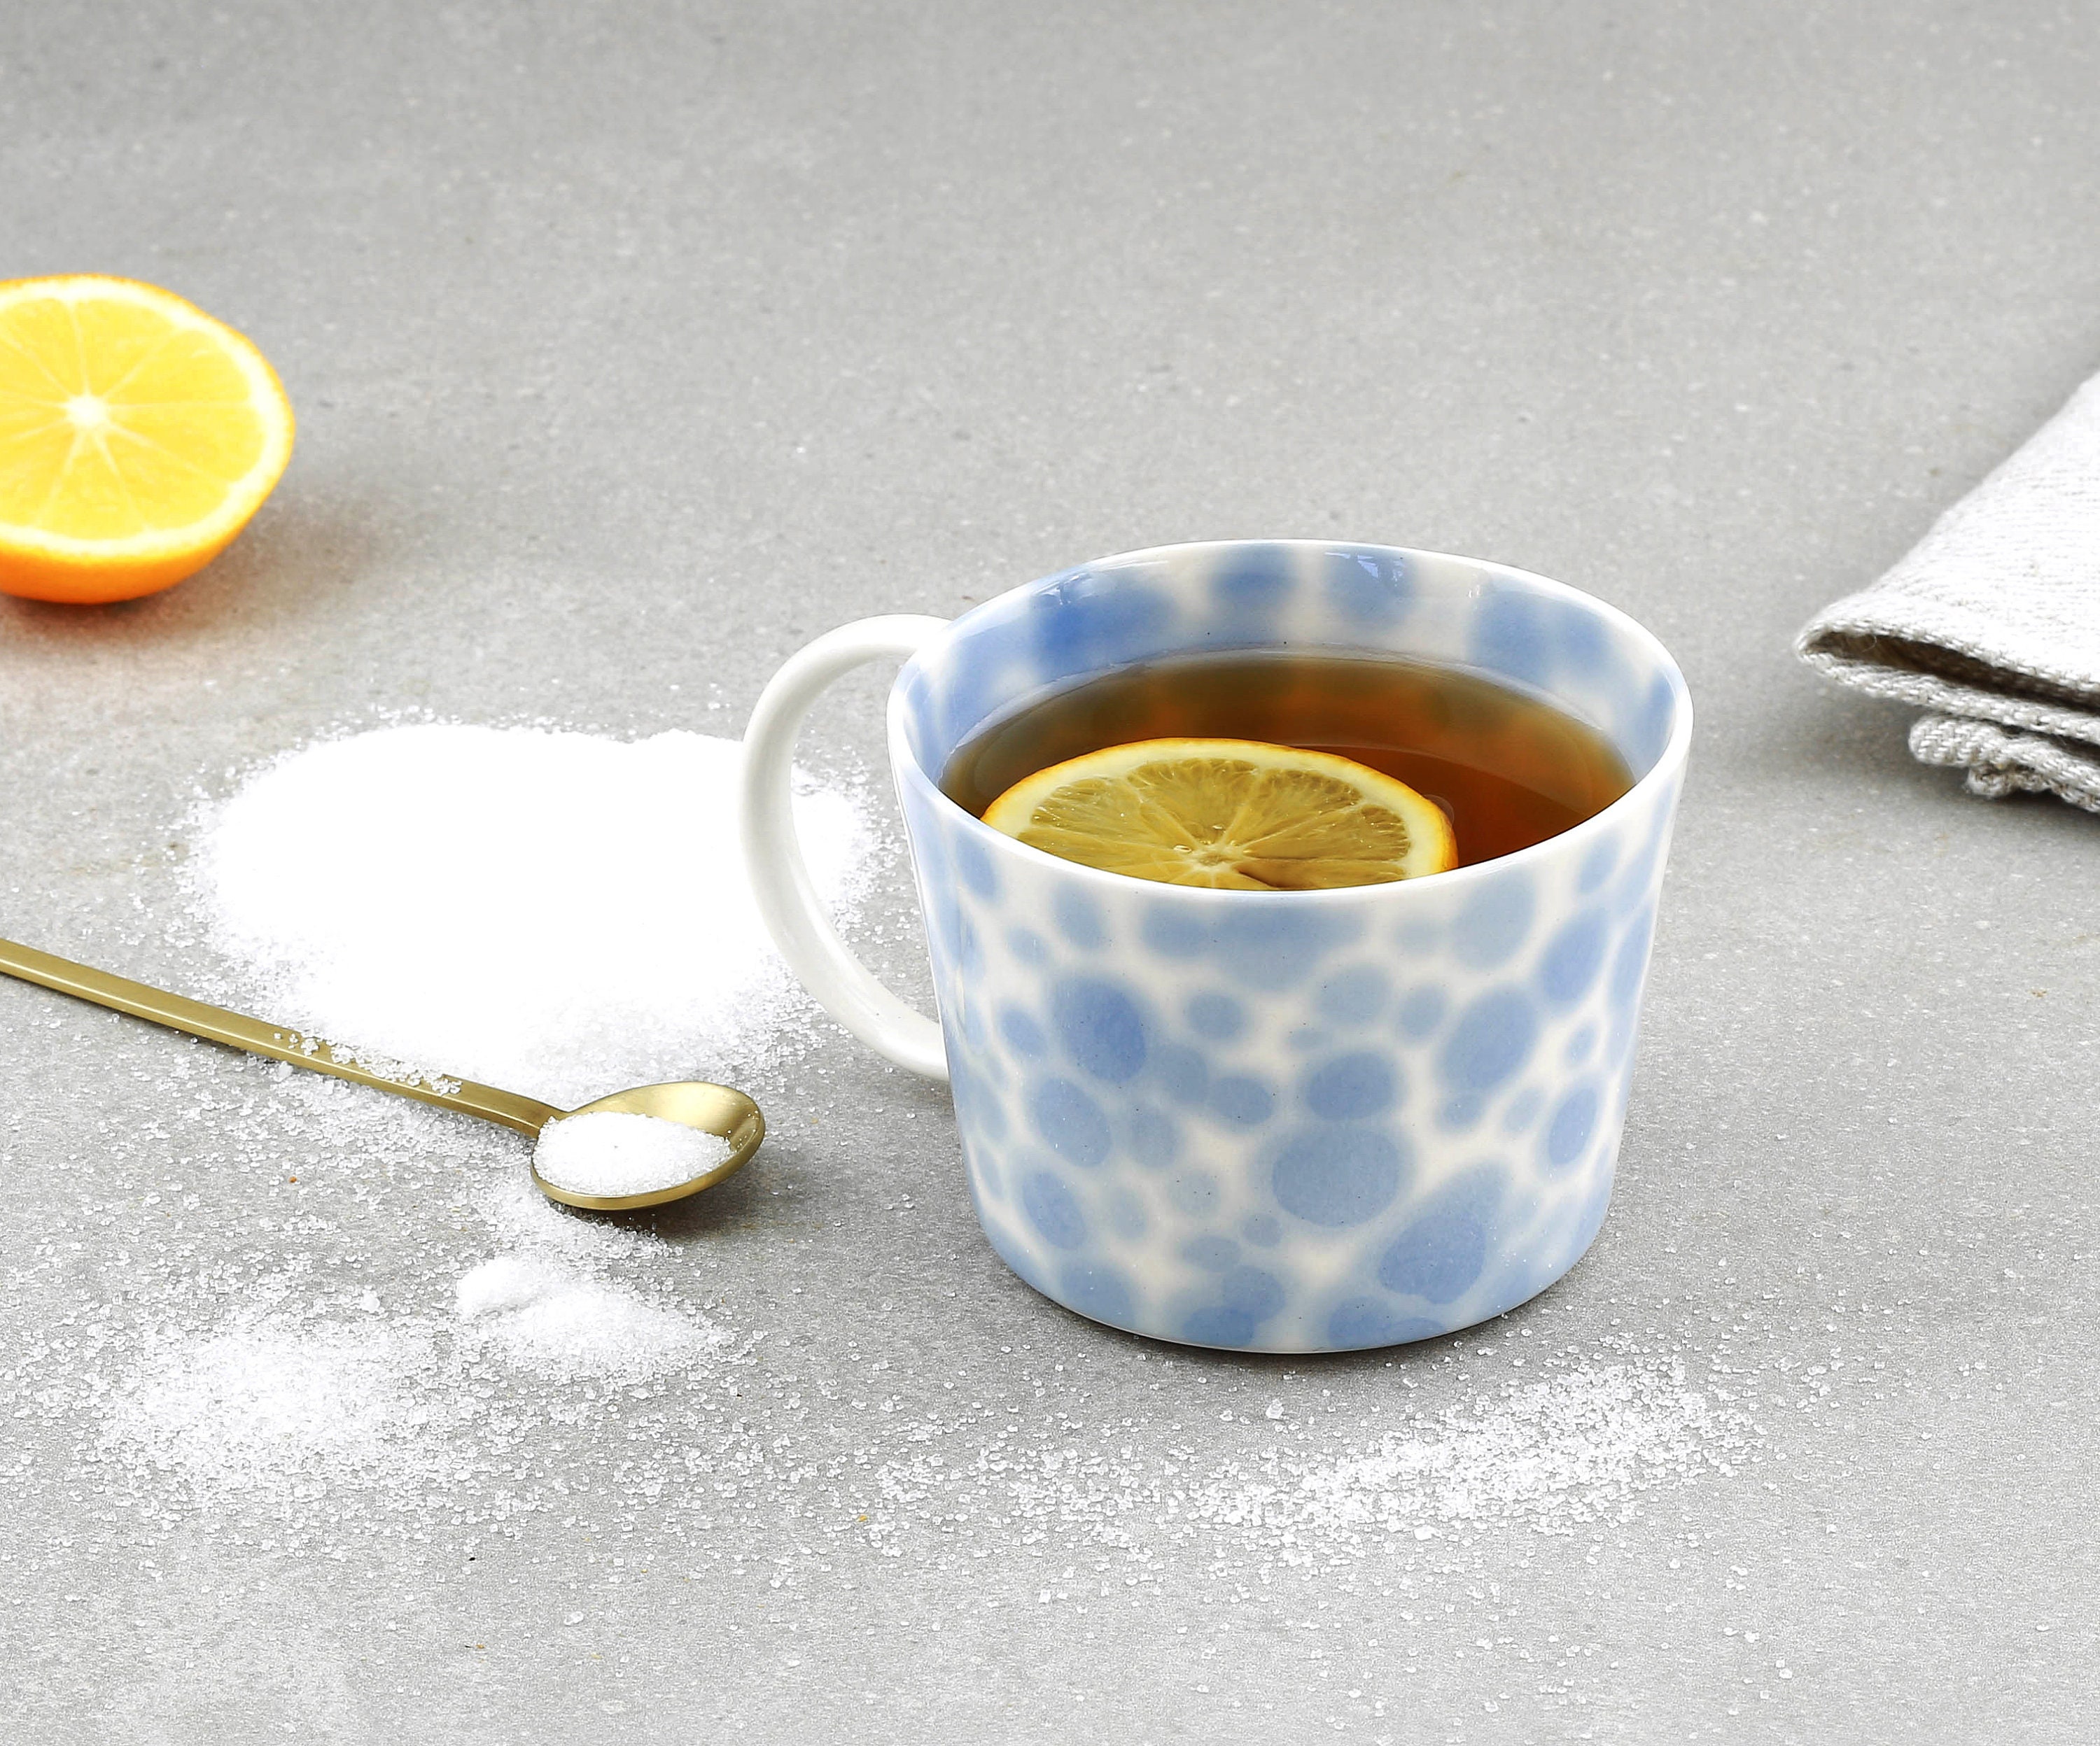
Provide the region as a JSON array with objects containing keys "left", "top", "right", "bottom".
[{"left": 981, "top": 737, "right": 1458, "bottom": 890}]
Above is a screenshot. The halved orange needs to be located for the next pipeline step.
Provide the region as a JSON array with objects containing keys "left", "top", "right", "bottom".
[
  {"left": 0, "top": 276, "right": 294, "bottom": 604},
  {"left": 983, "top": 737, "right": 1459, "bottom": 889}
]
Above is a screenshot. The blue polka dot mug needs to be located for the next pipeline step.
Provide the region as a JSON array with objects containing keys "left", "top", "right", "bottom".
[{"left": 740, "top": 542, "right": 1691, "bottom": 1351}]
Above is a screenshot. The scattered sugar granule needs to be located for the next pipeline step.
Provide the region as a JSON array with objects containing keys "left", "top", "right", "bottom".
[
  {"left": 455, "top": 1254, "right": 717, "bottom": 1384},
  {"left": 99, "top": 1311, "right": 469, "bottom": 1498},
  {"left": 857, "top": 1355, "right": 1751, "bottom": 1566},
  {"left": 193, "top": 724, "right": 874, "bottom": 1103},
  {"left": 533, "top": 1109, "right": 735, "bottom": 1197}
]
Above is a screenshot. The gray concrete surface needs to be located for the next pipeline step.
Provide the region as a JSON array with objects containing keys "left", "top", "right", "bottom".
[{"left": 4, "top": 2, "right": 2098, "bottom": 1740}]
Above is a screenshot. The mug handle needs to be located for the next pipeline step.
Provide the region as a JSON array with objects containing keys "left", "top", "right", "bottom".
[{"left": 739, "top": 615, "right": 953, "bottom": 1082}]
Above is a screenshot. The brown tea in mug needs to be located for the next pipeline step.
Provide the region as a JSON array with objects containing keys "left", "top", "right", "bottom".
[{"left": 940, "top": 649, "right": 1633, "bottom": 867}]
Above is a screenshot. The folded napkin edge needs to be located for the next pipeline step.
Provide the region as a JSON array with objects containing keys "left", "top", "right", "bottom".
[
  {"left": 1796, "top": 628, "right": 2100, "bottom": 747},
  {"left": 1797, "top": 582, "right": 2100, "bottom": 694},
  {"left": 1909, "top": 714, "right": 2100, "bottom": 812}
]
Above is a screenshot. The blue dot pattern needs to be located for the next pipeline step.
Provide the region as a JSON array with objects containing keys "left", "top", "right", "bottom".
[
  {"left": 1051, "top": 978, "right": 1149, "bottom": 1083},
  {"left": 1028, "top": 1078, "right": 1111, "bottom": 1168},
  {"left": 1301, "top": 1050, "right": 1401, "bottom": 1120},
  {"left": 888, "top": 541, "right": 1689, "bottom": 1351}
]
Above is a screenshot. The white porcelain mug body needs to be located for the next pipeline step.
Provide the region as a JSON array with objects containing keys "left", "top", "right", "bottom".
[{"left": 740, "top": 542, "right": 1691, "bottom": 1352}]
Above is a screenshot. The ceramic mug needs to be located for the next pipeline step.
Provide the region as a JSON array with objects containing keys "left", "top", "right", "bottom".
[{"left": 739, "top": 541, "right": 1691, "bottom": 1352}]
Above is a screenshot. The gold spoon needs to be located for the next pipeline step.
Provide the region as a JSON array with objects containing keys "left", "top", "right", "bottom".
[{"left": 0, "top": 935, "right": 764, "bottom": 1212}]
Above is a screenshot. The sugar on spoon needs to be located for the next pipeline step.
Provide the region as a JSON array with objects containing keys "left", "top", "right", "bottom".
[{"left": 0, "top": 935, "right": 764, "bottom": 1211}]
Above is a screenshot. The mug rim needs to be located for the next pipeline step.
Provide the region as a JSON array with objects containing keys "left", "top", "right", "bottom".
[{"left": 890, "top": 538, "right": 1693, "bottom": 905}]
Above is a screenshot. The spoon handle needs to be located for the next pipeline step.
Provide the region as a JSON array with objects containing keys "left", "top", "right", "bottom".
[{"left": 0, "top": 936, "right": 561, "bottom": 1136}]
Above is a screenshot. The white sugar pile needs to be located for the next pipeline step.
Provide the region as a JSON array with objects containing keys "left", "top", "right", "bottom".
[
  {"left": 455, "top": 1254, "right": 719, "bottom": 1384},
  {"left": 194, "top": 724, "right": 874, "bottom": 1104},
  {"left": 71, "top": 723, "right": 853, "bottom": 1509},
  {"left": 533, "top": 1110, "right": 735, "bottom": 1197}
]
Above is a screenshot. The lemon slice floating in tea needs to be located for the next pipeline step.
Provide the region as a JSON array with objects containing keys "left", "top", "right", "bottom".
[
  {"left": 981, "top": 737, "right": 1457, "bottom": 890},
  {"left": 0, "top": 275, "right": 294, "bottom": 604}
]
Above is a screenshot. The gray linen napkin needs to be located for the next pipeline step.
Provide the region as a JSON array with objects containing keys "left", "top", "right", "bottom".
[{"left": 1795, "top": 369, "right": 2100, "bottom": 811}]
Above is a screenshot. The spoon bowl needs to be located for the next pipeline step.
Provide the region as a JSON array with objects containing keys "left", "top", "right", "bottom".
[{"left": 531, "top": 1081, "right": 765, "bottom": 1212}]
